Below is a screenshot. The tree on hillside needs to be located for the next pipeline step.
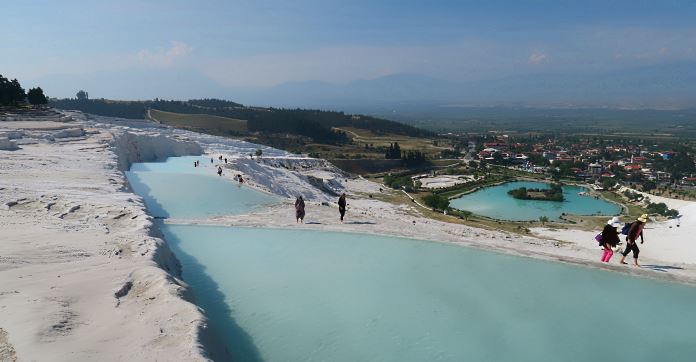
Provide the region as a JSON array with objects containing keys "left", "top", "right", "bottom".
[
  {"left": 402, "top": 149, "right": 426, "bottom": 166},
  {"left": 385, "top": 142, "right": 401, "bottom": 159},
  {"left": 76, "top": 90, "right": 89, "bottom": 100},
  {"left": 0, "top": 75, "right": 26, "bottom": 105},
  {"left": 27, "top": 87, "right": 48, "bottom": 106},
  {"left": 601, "top": 177, "right": 616, "bottom": 190}
]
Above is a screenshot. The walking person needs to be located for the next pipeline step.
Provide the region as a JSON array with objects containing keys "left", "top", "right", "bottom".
[
  {"left": 600, "top": 217, "right": 621, "bottom": 262},
  {"left": 217, "top": 166, "right": 223, "bottom": 176},
  {"left": 295, "top": 196, "right": 305, "bottom": 223},
  {"left": 619, "top": 214, "right": 648, "bottom": 266},
  {"left": 338, "top": 193, "right": 347, "bottom": 223}
]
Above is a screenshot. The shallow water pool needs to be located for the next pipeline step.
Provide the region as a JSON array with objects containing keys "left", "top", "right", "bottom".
[{"left": 126, "top": 156, "right": 278, "bottom": 218}]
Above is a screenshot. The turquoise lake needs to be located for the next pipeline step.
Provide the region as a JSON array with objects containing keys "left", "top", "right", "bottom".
[
  {"left": 449, "top": 181, "right": 621, "bottom": 221},
  {"left": 127, "top": 157, "right": 696, "bottom": 362}
]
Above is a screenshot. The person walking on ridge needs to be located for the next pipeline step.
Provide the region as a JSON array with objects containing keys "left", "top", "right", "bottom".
[
  {"left": 600, "top": 217, "right": 621, "bottom": 262},
  {"left": 619, "top": 214, "right": 648, "bottom": 266},
  {"left": 295, "top": 196, "right": 305, "bottom": 223},
  {"left": 338, "top": 193, "right": 347, "bottom": 223}
]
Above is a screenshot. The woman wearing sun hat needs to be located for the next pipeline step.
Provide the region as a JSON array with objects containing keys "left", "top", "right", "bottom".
[
  {"left": 619, "top": 214, "right": 648, "bottom": 266},
  {"left": 600, "top": 216, "right": 622, "bottom": 262}
]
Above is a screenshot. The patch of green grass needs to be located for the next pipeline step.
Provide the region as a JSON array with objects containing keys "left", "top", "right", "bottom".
[
  {"left": 600, "top": 191, "right": 645, "bottom": 219},
  {"left": 149, "top": 109, "right": 247, "bottom": 135}
]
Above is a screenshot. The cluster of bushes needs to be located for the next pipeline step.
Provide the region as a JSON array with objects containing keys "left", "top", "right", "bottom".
[
  {"left": 0, "top": 74, "right": 47, "bottom": 106},
  {"left": 446, "top": 208, "right": 473, "bottom": 220},
  {"left": 646, "top": 202, "right": 679, "bottom": 218},
  {"left": 507, "top": 183, "right": 564, "bottom": 202},
  {"left": 421, "top": 192, "right": 475, "bottom": 220},
  {"left": 622, "top": 190, "right": 644, "bottom": 202},
  {"left": 383, "top": 174, "right": 419, "bottom": 192},
  {"left": 423, "top": 193, "right": 450, "bottom": 211},
  {"left": 439, "top": 148, "right": 462, "bottom": 158},
  {"left": 507, "top": 187, "right": 529, "bottom": 199}
]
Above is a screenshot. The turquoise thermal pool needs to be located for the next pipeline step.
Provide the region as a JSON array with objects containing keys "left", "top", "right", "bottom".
[
  {"left": 449, "top": 181, "right": 621, "bottom": 221},
  {"left": 127, "top": 157, "right": 695, "bottom": 362}
]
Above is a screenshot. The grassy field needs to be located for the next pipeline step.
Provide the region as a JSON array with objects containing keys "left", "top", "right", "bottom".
[
  {"left": 335, "top": 126, "right": 450, "bottom": 156},
  {"left": 148, "top": 109, "right": 247, "bottom": 135}
]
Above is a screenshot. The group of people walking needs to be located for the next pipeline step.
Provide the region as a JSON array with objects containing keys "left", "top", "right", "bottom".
[
  {"left": 597, "top": 214, "right": 648, "bottom": 266},
  {"left": 295, "top": 193, "right": 348, "bottom": 224}
]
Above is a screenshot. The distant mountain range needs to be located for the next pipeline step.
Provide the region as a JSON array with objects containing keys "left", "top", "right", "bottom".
[
  {"left": 233, "top": 61, "right": 696, "bottom": 111},
  {"left": 39, "top": 61, "right": 696, "bottom": 115}
]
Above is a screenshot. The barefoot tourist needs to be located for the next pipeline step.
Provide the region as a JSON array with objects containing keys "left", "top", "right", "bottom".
[{"left": 619, "top": 214, "right": 648, "bottom": 266}]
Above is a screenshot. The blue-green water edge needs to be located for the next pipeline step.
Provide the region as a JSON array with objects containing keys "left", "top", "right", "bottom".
[
  {"left": 127, "top": 157, "right": 696, "bottom": 362},
  {"left": 126, "top": 156, "right": 278, "bottom": 218},
  {"left": 450, "top": 181, "right": 621, "bottom": 221}
]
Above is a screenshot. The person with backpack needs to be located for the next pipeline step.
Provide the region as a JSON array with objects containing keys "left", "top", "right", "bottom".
[
  {"left": 338, "top": 193, "right": 347, "bottom": 223},
  {"left": 619, "top": 214, "right": 648, "bottom": 266},
  {"left": 599, "top": 216, "right": 622, "bottom": 262}
]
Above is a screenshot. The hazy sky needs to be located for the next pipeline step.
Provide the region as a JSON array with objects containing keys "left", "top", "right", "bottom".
[{"left": 3, "top": 0, "right": 696, "bottom": 99}]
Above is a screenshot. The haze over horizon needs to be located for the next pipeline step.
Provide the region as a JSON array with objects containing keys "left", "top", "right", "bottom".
[{"left": 4, "top": 0, "right": 696, "bottom": 109}]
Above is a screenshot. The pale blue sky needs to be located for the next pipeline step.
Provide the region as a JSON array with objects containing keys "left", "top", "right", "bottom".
[{"left": 3, "top": 0, "right": 696, "bottom": 99}]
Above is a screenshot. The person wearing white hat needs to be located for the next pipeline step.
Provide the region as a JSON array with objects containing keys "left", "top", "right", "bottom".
[
  {"left": 619, "top": 214, "right": 648, "bottom": 266},
  {"left": 600, "top": 216, "right": 622, "bottom": 262}
]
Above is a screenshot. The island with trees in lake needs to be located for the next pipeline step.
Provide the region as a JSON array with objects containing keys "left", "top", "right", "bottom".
[{"left": 507, "top": 183, "right": 565, "bottom": 202}]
